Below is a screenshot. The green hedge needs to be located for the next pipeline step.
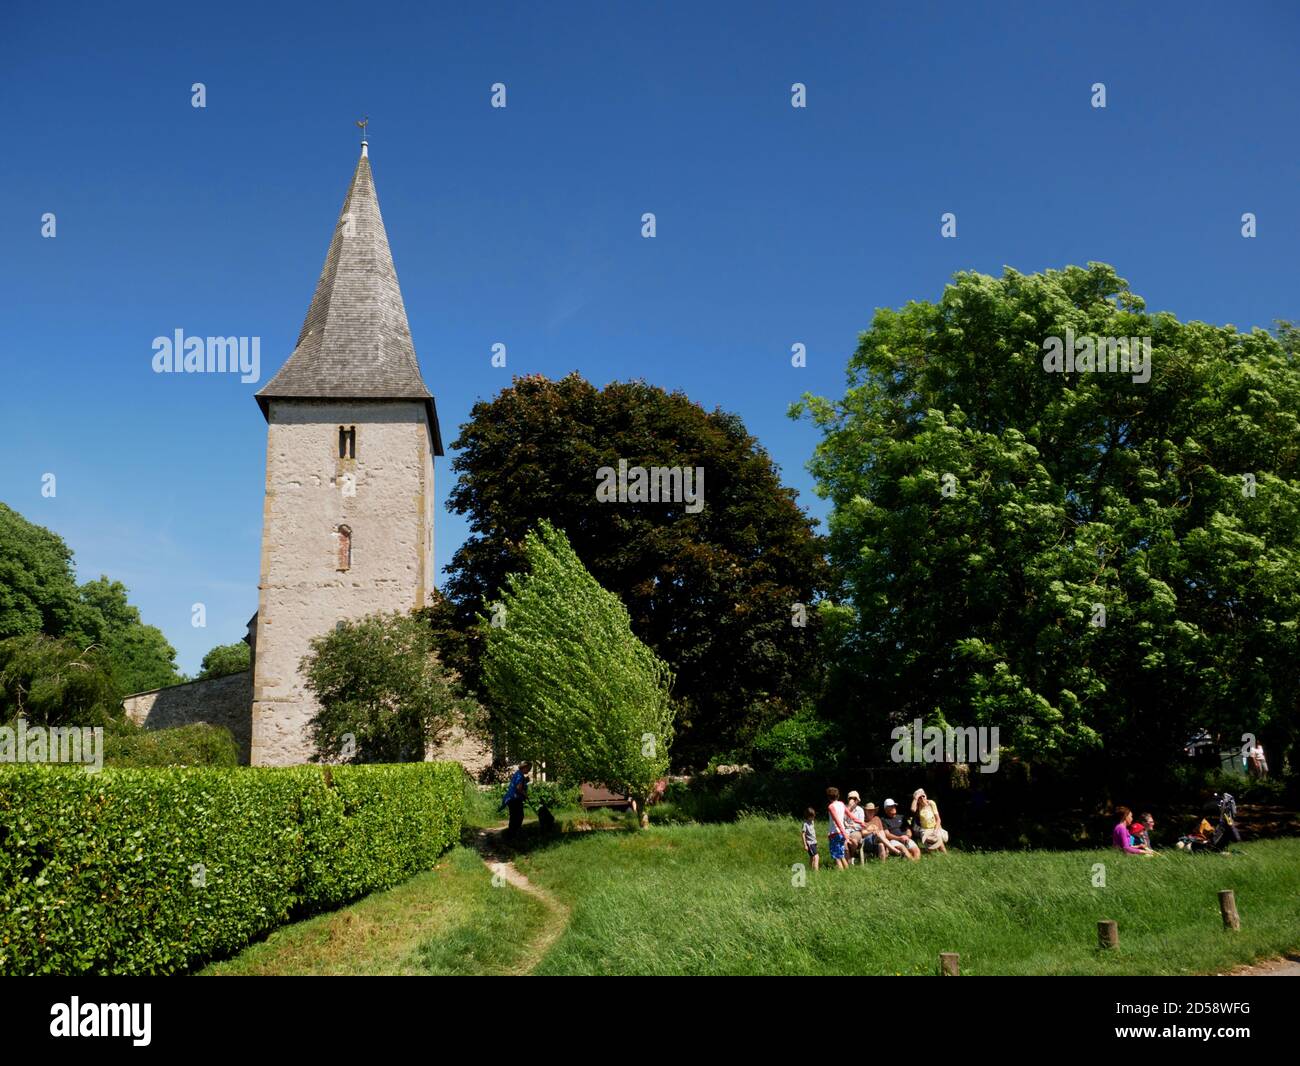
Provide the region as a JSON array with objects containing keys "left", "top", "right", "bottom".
[
  {"left": 102, "top": 721, "right": 241, "bottom": 768},
  {"left": 0, "top": 761, "right": 464, "bottom": 975}
]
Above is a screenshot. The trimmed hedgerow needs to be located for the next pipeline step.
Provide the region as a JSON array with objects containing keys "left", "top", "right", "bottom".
[
  {"left": 298, "top": 763, "right": 465, "bottom": 911},
  {"left": 0, "top": 761, "right": 464, "bottom": 975}
]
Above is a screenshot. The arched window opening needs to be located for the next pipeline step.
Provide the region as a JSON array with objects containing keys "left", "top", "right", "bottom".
[
  {"left": 336, "top": 525, "right": 352, "bottom": 571},
  {"left": 338, "top": 426, "right": 356, "bottom": 459}
]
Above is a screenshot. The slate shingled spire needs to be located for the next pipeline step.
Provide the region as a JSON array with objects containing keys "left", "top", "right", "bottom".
[{"left": 256, "top": 144, "right": 443, "bottom": 454}]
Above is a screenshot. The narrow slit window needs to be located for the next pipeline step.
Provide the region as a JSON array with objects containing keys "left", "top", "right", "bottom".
[
  {"left": 338, "top": 426, "right": 356, "bottom": 459},
  {"left": 336, "top": 525, "right": 352, "bottom": 571}
]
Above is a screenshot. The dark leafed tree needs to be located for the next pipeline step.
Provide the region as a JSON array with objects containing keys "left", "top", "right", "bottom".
[
  {"left": 433, "top": 373, "right": 828, "bottom": 767},
  {"left": 795, "top": 264, "right": 1300, "bottom": 779}
]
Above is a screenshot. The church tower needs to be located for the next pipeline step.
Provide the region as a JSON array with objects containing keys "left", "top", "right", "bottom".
[{"left": 250, "top": 139, "right": 443, "bottom": 765}]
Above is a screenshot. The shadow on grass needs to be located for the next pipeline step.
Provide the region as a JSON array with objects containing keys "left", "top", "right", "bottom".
[{"left": 460, "top": 806, "right": 640, "bottom": 859}]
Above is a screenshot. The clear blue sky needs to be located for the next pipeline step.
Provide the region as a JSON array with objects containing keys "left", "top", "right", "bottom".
[{"left": 2, "top": 2, "right": 1297, "bottom": 675}]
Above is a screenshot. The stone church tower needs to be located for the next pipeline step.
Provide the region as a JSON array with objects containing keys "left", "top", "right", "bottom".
[{"left": 249, "top": 141, "right": 443, "bottom": 765}]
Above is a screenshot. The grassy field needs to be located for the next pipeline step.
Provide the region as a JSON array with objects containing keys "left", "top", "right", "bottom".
[
  {"left": 516, "top": 818, "right": 1300, "bottom": 975},
  {"left": 203, "top": 812, "right": 1300, "bottom": 976}
]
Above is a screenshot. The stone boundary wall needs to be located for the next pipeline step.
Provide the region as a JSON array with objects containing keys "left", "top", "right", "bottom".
[
  {"left": 123, "top": 671, "right": 254, "bottom": 764},
  {"left": 426, "top": 724, "right": 493, "bottom": 780}
]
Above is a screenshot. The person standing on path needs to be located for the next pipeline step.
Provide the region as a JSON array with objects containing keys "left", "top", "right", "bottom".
[{"left": 501, "top": 761, "right": 532, "bottom": 838}]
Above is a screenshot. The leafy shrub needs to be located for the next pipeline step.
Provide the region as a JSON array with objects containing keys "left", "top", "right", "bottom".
[
  {"left": 102, "top": 721, "right": 240, "bottom": 767},
  {"left": 0, "top": 634, "right": 121, "bottom": 726},
  {"left": 0, "top": 761, "right": 463, "bottom": 975},
  {"left": 298, "top": 763, "right": 464, "bottom": 910},
  {"left": 303, "top": 611, "right": 478, "bottom": 763},
  {"left": 750, "top": 707, "right": 842, "bottom": 773},
  {"left": 487, "top": 777, "right": 582, "bottom": 812}
]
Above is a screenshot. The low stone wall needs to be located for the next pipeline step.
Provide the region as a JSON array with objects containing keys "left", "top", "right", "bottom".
[
  {"left": 426, "top": 725, "right": 494, "bottom": 780},
  {"left": 123, "top": 672, "right": 254, "bottom": 764}
]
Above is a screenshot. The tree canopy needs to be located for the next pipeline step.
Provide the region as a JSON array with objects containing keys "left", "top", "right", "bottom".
[
  {"left": 0, "top": 503, "right": 181, "bottom": 701},
  {"left": 0, "top": 633, "right": 120, "bottom": 726},
  {"left": 481, "top": 521, "right": 675, "bottom": 823},
  {"left": 437, "top": 373, "right": 826, "bottom": 766},
  {"left": 301, "top": 611, "right": 477, "bottom": 763},
  {"left": 197, "top": 641, "right": 251, "bottom": 681},
  {"left": 795, "top": 264, "right": 1300, "bottom": 775}
]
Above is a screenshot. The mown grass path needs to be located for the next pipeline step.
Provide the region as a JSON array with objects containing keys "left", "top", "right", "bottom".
[{"left": 470, "top": 825, "right": 571, "bottom": 976}]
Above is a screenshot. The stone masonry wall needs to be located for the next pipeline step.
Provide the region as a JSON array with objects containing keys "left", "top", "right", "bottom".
[
  {"left": 123, "top": 671, "right": 254, "bottom": 763},
  {"left": 251, "top": 399, "right": 435, "bottom": 765}
]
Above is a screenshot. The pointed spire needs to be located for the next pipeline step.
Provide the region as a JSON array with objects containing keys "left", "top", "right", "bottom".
[{"left": 257, "top": 141, "right": 442, "bottom": 454}]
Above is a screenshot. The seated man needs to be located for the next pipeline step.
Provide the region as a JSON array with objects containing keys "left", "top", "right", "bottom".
[
  {"left": 881, "top": 799, "right": 921, "bottom": 861},
  {"left": 858, "top": 802, "right": 892, "bottom": 860}
]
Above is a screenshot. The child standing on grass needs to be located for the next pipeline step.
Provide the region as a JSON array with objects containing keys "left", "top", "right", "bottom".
[
  {"left": 826, "top": 787, "right": 850, "bottom": 869},
  {"left": 801, "top": 807, "right": 819, "bottom": 871}
]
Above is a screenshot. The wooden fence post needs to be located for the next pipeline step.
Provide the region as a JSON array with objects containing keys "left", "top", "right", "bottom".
[
  {"left": 939, "top": 952, "right": 960, "bottom": 976},
  {"left": 1218, "top": 890, "right": 1241, "bottom": 930},
  {"left": 1098, "top": 920, "right": 1119, "bottom": 949}
]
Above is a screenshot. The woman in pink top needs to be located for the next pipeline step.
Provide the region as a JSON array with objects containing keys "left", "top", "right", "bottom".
[{"left": 1112, "top": 806, "right": 1149, "bottom": 855}]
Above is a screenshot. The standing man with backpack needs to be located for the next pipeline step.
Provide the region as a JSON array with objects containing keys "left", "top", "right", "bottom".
[{"left": 500, "top": 761, "right": 532, "bottom": 838}]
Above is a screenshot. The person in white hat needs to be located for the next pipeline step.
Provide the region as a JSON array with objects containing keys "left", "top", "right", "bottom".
[{"left": 881, "top": 798, "right": 921, "bottom": 861}]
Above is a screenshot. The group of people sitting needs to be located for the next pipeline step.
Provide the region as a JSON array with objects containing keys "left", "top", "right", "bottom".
[
  {"left": 805, "top": 787, "right": 950, "bottom": 870},
  {"left": 1112, "top": 793, "right": 1241, "bottom": 856}
]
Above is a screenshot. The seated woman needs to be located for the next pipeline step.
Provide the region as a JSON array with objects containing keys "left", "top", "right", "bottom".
[
  {"left": 910, "top": 789, "right": 948, "bottom": 853},
  {"left": 843, "top": 791, "right": 867, "bottom": 861},
  {"left": 1112, "top": 806, "right": 1152, "bottom": 856}
]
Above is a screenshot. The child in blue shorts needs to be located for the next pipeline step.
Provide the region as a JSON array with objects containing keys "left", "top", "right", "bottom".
[{"left": 826, "top": 787, "right": 850, "bottom": 869}]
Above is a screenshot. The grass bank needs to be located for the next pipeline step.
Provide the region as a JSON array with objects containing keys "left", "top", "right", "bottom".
[
  {"left": 200, "top": 846, "right": 547, "bottom": 976},
  {"left": 515, "top": 817, "right": 1300, "bottom": 976},
  {"left": 205, "top": 813, "right": 1300, "bottom": 976}
]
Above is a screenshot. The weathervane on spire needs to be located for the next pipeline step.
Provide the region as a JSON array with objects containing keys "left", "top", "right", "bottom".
[{"left": 356, "top": 115, "right": 369, "bottom": 141}]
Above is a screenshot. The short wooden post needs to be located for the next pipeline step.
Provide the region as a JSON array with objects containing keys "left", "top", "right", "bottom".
[
  {"left": 1098, "top": 920, "right": 1119, "bottom": 949},
  {"left": 939, "top": 952, "right": 960, "bottom": 976},
  {"left": 1218, "top": 890, "right": 1241, "bottom": 930}
]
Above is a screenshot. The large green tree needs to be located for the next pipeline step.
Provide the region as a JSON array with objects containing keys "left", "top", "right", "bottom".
[
  {"left": 74, "top": 576, "right": 180, "bottom": 694},
  {"left": 0, "top": 504, "right": 180, "bottom": 699},
  {"left": 795, "top": 264, "right": 1300, "bottom": 777},
  {"left": 302, "top": 611, "right": 478, "bottom": 763},
  {"left": 0, "top": 503, "right": 82, "bottom": 639},
  {"left": 436, "top": 373, "right": 827, "bottom": 766},
  {"left": 482, "top": 521, "right": 675, "bottom": 826}
]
